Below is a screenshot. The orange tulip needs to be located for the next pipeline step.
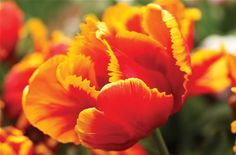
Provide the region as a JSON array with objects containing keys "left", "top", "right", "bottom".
[
  {"left": 0, "top": 1, "right": 23, "bottom": 61},
  {"left": 23, "top": 4, "right": 190, "bottom": 151}
]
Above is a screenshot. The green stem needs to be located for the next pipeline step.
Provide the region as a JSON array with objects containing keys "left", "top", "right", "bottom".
[{"left": 152, "top": 129, "right": 170, "bottom": 155}]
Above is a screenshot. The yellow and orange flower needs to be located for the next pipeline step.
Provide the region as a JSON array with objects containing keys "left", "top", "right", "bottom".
[
  {"left": 187, "top": 45, "right": 236, "bottom": 96},
  {"left": 0, "top": 127, "right": 33, "bottom": 155},
  {"left": 0, "top": 1, "right": 23, "bottom": 61},
  {"left": 0, "top": 127, "right": 56, "bottom": 155},
  {"left": 23, "top": 3, "right": 191, "bottom": 151}
]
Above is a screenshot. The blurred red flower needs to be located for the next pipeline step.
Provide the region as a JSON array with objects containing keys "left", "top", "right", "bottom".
[{"left": 0, "top": 2, "right": 23, "bottom": 61}]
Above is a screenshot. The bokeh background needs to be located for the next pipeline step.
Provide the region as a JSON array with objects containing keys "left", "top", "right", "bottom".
[{"left": 1, "top": 0, "right": 236, "bottom": 155}]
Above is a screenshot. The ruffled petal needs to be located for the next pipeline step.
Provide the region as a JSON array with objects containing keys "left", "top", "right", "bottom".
[
  {"left": 68, "top": 16, "right": 109, "bottom": 88},
  {"left": 143, "top": 4, "right": 191, "bottom": 113},
  {"left": 23, "top": 55, "right": 97, "bottom": 143},
  {"left": 56, "top": 54, "right": 97, "bottom": 89},
  {"left": 143, "top": 4, "right": 191, "bottom": 74}
]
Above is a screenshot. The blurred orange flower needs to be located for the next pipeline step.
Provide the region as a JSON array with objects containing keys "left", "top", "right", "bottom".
[
  {"left": 0, "top": 127, "right": 33, "bottom": 155},
  {"left": 0, "top": 127, "right": 56, "bottom": 155},
  {"left": 187, "top": 46, "right": 236, "bottom": 96},
  {"left": 0, "top": 1, "right": 23, "bottom": 61},
  {"left": 23, "top": 3, "right": 191, "bottom": 151}
]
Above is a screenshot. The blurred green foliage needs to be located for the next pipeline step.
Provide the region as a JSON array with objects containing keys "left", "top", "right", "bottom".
[{"left": 16, "top": 0, "right": 67, "bottom": 23}]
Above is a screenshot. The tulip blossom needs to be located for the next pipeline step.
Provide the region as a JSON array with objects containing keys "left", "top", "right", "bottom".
[
  {"left": 0, "top": 1, "right": 23, "bottom": 61},
  {"left": 23, "top": 4, "right": 191, "bottom": 151},
  {"left": 187, "top": 35, "right": 236, "bottom": 96}
]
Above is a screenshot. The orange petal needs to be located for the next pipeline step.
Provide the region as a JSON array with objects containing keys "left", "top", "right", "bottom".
[
  {"left": 76, "top": 78, "right": 173, "bottom": 150},
  {"left": 188, "top": 49, "right": 230, "bottom": 95},
  {"left": 23, "top": 55, "right": 97, "bottom": 143}
]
